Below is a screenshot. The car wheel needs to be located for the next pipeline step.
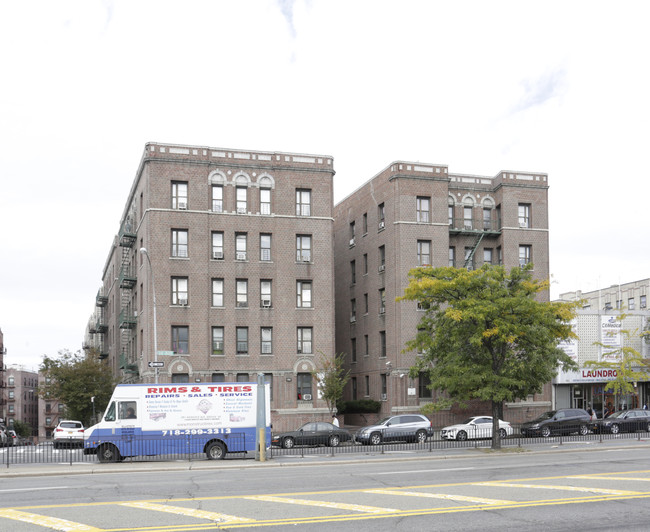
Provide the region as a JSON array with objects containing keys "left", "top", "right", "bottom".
[
  {"left": 370, "top": 432, "right": 382, "bottom": 445},
  {"left": 282, "top": 437, "right": 295, "bottom": 449},
  {"left": 97, "top": 443, "right": 120, "bottom": 463},
  {"left": 416, "top": 430, "right": 427, "bottom": 444},
  {"left": 206, "top": 441, "right": 226, "bottom": 460},
  {"left": 499, "top": 428, "right": 507, "bottom": 439},
  {"left": 456, "top": 430, "right": 468, "bottom": 441},
  {"left": 541, "top": 426, "right": 551, "bottom": 438},
  {"left": 328, "top": 435, "right": 340, "bottom": 447},
  {"left": 610, "top": 424, "right": 620, "bottom": 435},
  {"left": 579, "top": 424, "right": 589, "bottom": 436}
]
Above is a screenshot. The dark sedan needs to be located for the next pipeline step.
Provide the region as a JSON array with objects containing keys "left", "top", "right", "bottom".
[
  {"left": 590, "top": 409, "right": 650, "bottom": 434},
  {"left": 271, "top": 422, "right": 353, "bottom": 449}
]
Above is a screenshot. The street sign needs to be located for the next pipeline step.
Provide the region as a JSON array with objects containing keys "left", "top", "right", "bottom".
[
  {"left": 157, "top": 350, "right": 174, "bottom": 356},
  {"left": 148, "top": 361, "right": 164, "bottom": 368}
]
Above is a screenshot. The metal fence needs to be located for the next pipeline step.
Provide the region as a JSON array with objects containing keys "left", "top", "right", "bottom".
[{"left": 1, "top": 423, "right": 648, "bottom": 468}]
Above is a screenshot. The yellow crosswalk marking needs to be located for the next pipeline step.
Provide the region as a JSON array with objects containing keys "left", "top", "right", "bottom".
[
  {"left": 244, "top": 494, "right": 398, "bottom": 513},
  {"left": 475, "top": 481, "right": 640, "bottom": 495},
  {"left": 365, "top": 488, "right": 515, "bottom": 505},
  {"left": 569, "top": 476, "right": 650, "bottom": 482},
  {"left": 0, "top": 509, "right": 102, "bottom": 531},
  {"left": 120, "top": 501, "right": 253, "bottom": 523}
]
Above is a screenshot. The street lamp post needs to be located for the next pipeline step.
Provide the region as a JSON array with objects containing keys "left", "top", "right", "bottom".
[{"left": 140, "top": 248, "right": 158, "bottom": 384}]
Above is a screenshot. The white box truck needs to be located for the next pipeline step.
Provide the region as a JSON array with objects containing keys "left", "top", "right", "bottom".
[{"left": 84, "top": 382, "right": 270, "bottom": 462}]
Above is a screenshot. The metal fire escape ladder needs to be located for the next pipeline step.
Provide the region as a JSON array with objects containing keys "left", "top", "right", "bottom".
[
  {"left": 463, "top": 232, "right": 486, "bottom": 269},
  {"left": 118, "top": 215, "right": 139, "bottom": 380}
]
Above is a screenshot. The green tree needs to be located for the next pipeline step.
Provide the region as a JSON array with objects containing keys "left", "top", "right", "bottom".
[
  {"left": 312, "top": 353, "right": 350, "bottom": 416},
  {"left": 12, "top": 419, "right": 32, "bottom": 439},
  {"left": 40, "top": 349, "right": 117, "bottom": 426},
  {"left": 585, "top": 313, "right": 649, "bottom": 415},
  {"left": 399, "top": 264, "right": 580, "bottom": 449}
]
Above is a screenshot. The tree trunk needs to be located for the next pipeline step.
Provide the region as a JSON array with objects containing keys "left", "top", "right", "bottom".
[{"left": 491, "top": 400, "right": 502, "bottom": 450}]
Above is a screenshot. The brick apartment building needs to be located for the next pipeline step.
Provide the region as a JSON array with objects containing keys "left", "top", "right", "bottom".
[
  {"left": 4, "top": 365, "right": 39, "bottom": 438},
  {"left": 333, "top": 162, "right": 552, "bottom": 425},
  {"left": 0, "top": 328, "right": 5, "bottom": 424},
  {"left": 88, "top": 143, "right": 336, "bottom": 431}
]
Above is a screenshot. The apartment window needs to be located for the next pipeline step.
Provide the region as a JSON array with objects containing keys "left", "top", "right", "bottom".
[
  {"left": 350, "top": 298, "right": 357, "bottom": 322},
  {"left": 236, "top": 186, "right": 247, "bottom": 214},
  {"left": 364, "top": 293, "right": 368, "bottom": 314},
  {"left": 9, "top": 390, "right": 14, "bottom": 400},
  {"left": 212, "top": 279, "right": 224, "bottom": 307},
  {"left": 379, "top": 289, "right": 386, "bottom": 314},
  {"left": 296, "top": 189, "right": 311, "bottom": 216},
  {"left": 641, "top": 295, "right": 647, "bottom": 309},
  {"left": 172, "top": 326, "right": 189, "bottom": 354},
  {"left": 211, "top": 373, "right": 225, "bottom": 382},
  {"left": 211, "top": 327, "right": 224, "bottom": 355},
  {"left": 380, "top": 330, "right": 386, "bottom": 357},
  {"left": 236, "top": 279, "right": 248, "bottom": 308},
  {"left": 363, "top": 213, "right": 368, "bottom": 234},
  {"left": 449, "top": 247, "right": 455, "bottom": 267},
  {"left": 417, "top": 240, "right": 431, "bottom": 266},
  {"left": 463, "top": 205, "right": 473, "bottom": 229},
  {"left": 483, "top": 207, "right": 493, "bottom": 230},
  {"left": 235, "top": 233, "right": 247, "bottom": 261},
  {"left": 416, "top": 197, "right": 430, "bottom": 222},
  {"left": 260, "top": 187, "right": 271, "bottom": 215},
  {"left": 378, "top": 203, "right": 385, "bottom": 229},
  {"left": 264, "top": 373, "right": 273, "bottom": 401},
  {"left": 352, "top": 377, "right": 358, "bottom": 400},
  {"left": 497, "top": 246, "right": 503, "bottom": 265},
  {"left": 363, "top": 253, "right": 368, "bottom": 275},
  {"left": 296, "top": 235, "right": 312, "bottom": 262},
  {"left": 261, "top": 327, "right": 273, "bottom": 354},
  {"left": 464, "top": 247, "right": 474, "bottom": 271},
  {"left": 260, "top": 234, "right": 271, "bottom": 261},
  {"left": 379, "top": 245, "right": 385, "bottom": 272},
  {"left": 171, "top": 181, "right": 188, "bottom": 209},
  {"left": 364, "top": 335, "right": 369, "bottom": 357},
  {"left": 604, "top": 301, "right": 613, "bottom": 311},
  {"left": 349, "top": 221, "right": 356, "bottom": 246},
  {"left": 519, "top": 245, "right": 532, "bottom": 266},
  {"left": 616, "top": 299, "right": 622, "bottom": 310},
  {"left": 236, "top": 327, "right": 248, "bottom": 354},
  {"left": 365, "top": 375, "right": 370, "bottom": 396},
  {"left": 484, "top": 248, "right": 493, "bottom": 265},
  {"left": 381, "top": 374, "right": 387, "bottom": 398},
  {"left": 296, "top": 280, "right": 312, "bottom": 308},
  {"left": 297, "top": 373, "right": 312, "bottom": 399},
  {"left": 171, "top": 277, "right": 188, "bottom": 305},
  {"left": 171, "top": 229, "right": 188, "bottom": 258},
  {"left": 260, "top": 280, "right": 272, "bottom": 308},
  {"left": 419, "top": 372, "right": 433, "bottom": 398},
  {"left": 448, "top": 202, "right": 454, "bottom": 225},
  {"left": 211, "top": 232, "right": 224, "bottom": 260},
  {"left": 297, "top": 327, "right": 313, "bottom": 354},
  {"left": 351, "top": 337, "right": 357, "bottom": 363},
  {"left": 628, "top": 297, "right": 635, "bottom": 310},
  {"left": 212, "top": 185, "right": 223, "bottom": 212},
  {"left": 350, "top": 260, "right": 356, "bottom": 284},
  {"left": 518, "top": 204, "right": 531, "bottom": 228}
]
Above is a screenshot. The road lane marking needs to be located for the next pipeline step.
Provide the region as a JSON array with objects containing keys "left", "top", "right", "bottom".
[
  {"left": 374, "top": 467, "right": 475, "bottom": 475},
  {"left": 243, "top": 494, "right": 398, "bottom": 513},
  {"left": 364, "top": 488, "right": 515, "bottom": 505},
  {"left": 120, "top": 501, "right": 253, "bottom": 523},
  {"left": 569, "top": 476, "right": 650, "bottom": 482},
  {"left": 475, "top": 481, "right": 640, "bottom": 495},
  {"left": 0, "top": 486, "right": 69, "bottom": 493},
  {"left": 0, "top": 509, "right": 102, "bottom": 531}
]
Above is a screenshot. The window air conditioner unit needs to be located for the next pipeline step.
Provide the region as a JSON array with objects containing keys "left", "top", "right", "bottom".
[
  {"left": 261, "top": 299, "right": 271, "bottom": 308},
  {"left": 381, "top": 393, "right": 387, "bottom": 401},
  {"left": 350, "top": 316, "right": 356, "bottom": 323},
  {"left": 237, "top": 207, "right": 246, "bottom": 214},
  {"left": 519, "top": 222, "right": 528, "bottom": 228},
  {"left": 236, "top": 252, "right": 247, "bottom": 260},
  {"left": 378, "top": 221, "right": 385, "bottom": 229},
  {"left": 178, "top": 298, "right": 188, "bottom": 306},
  {"left": 349, "top": 238, "right": 355, "bottom": 246},
  {"left": 178, "top": 201, "right": 187, "bottom": 210},
  {"left": 379, "top": 264, "right": 385, "bottom": 272},
  {"left": 212, "top": 251, "right": 224, "bottom": 260},
  {"left": 379, "top": 307, "right": 385, "bottom": 314},
  {"left": 302, "top": 394, "right": 312, "bottom": 401},
  {"left": 297, "top": 348, "right": 302, "bottom": 354}
]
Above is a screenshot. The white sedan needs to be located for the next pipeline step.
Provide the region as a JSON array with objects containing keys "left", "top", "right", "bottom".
[{"left": 441, "top": 416, "right": 513, "bottom": 441}]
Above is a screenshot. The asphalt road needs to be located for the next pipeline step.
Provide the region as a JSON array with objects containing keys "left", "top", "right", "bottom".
[{"left": 2, "top": 439, "right": 650, "bottom": 531}]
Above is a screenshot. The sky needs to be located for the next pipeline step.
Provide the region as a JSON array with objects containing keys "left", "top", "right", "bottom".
[{"left": 1, "top": 0, "right": 649, "bottom": 371}]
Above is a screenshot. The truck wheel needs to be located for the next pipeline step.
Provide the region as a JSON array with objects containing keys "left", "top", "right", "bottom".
[
  {"left": 206, "top": 441, "right": 226, "bottom": 460},
  {"left": 97, "top": 443, "right": 120, "bottom": 463}
]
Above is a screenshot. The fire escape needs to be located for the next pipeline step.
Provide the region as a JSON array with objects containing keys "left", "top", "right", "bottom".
[
  {"left": 90, "top": 290, "right": 109, "bottom": 359},
  {"left": 449, "top": 214, "right": 501, "bottom": 269},
  {"left": 117, "top": 215, "right": 139, "bottom": 381}
]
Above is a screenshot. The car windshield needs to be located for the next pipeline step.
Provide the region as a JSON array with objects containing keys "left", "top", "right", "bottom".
[
  {"left": 377, "top": 417, "right": 393, "bottom": 426},
  {"left": 607, "top": 411, "right": 626, "bottom": 419},
  {"left": 533, "top": 411, "right": 556, "bottom": 422},
  {"left": 461, "top": 418, "right": 477, "bottom": 425}
]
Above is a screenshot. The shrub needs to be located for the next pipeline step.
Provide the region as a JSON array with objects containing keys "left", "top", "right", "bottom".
[{"left": 338, "top": 399, "right": 381, "bottom": 414}]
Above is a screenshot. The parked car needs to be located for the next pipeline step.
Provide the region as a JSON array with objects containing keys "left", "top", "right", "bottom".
[
  {"left": 272, "top": 422, "right": 353, "bottom": 449},
  {"left": 590, "top": 409, "right": 650, "bottom": 434},
  {"left": 7, "top": 430, "right": 19, "bottom": 446},
  {"left": 0, "top": 425, "right": 9, "bottom": 447},
  {"left": 441, "top": 416, "right": 513, "bottom": 441},
  {"left": 53, "top": 420, "right": 85, "bottom": 449},
  {"left": 356, "top": 414, "right": 433, "bottom": 445},
  {"left": 520, "top": 408, "right": 591, "bottom": 437}
]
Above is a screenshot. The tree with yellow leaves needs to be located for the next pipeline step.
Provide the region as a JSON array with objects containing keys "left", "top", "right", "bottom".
[{"left": 399, "top": 264, "right": 580, "bottom": 449}]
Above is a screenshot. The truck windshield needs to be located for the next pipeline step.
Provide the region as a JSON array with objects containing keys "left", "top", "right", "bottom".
[{"left": 104, "top": 402, "right": 116, "bottom": 422}]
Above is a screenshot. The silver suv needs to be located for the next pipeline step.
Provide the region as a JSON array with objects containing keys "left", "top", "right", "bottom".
[{"left": 356, "top": 414, "right": 432, "bottom": 445}]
